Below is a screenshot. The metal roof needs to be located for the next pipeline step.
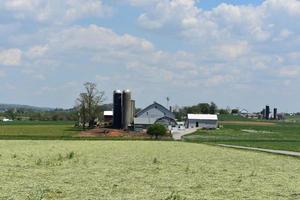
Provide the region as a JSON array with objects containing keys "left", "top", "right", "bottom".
[
  {"left": 187, "top": 114, "right": 218, "bottom": 120},
  {"left": 134, "top": 117, "right": 157, "bottom": 125},
  {"left": 135, "top": 102, "right": 174, "bottom": 118},
  {"left": 104, "top": 111, "right": 113, "bottom": 116}
]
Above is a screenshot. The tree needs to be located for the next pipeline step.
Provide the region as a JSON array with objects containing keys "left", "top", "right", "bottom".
[
  {"left": 219, "top": 109, "right": 229, "bottom": 115},
  {"left": 5, "top": 109, "right": 16, "bottom": 120},
  {"left": 231, "top": 109, "right": 239, "bottom": 114},
  {"left": 76, "top": 82, "right": 105, "bottom": 129},
  {"left": 209, "top": 102, "right": 218, "bottom": 114},
  {"left": 147, "top": 124, "right": 167, "bottom": 139},
  {"left": 198, "top": 103, "right": 210, "bottom": 114}
]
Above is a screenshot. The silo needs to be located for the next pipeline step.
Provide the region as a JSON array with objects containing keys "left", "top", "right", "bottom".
[
  {"left": 274, "top": 108, "right": 277, "bottom": 120},
  {"left": 266, "top": 105, "right": 270, "bottom": 120},
  {"left": 122, "top": 90, "right": 131, "bottom": 130},
  {"left": 113, "top": 90, "right": 122, "bottom": 129}
]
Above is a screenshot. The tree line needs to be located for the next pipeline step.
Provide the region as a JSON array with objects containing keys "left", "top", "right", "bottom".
[{"left": 173, "top": 102, "right": 238, "bottom": 121}]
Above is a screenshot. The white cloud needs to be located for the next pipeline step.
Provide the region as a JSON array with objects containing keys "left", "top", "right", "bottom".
[
  {"left": 216, "top": 41, "right": 250, "bottom": 59},
  {"left": 134, "top": 0, "right": 300, "bottom": 45},
  {"left": 48, "top": 25, "right": 154, "bottom": 54},
  {"left": 26, "top": 45, "right": 48, "bottom": 59},
  {"left": 0, "top": 48, "right": 22, "bottom": 66},
  {"left": 279, "top": 67, "right": 300, "bottom": 78},
  {"left": 1, "top": 0, "right": 112, "bottom": 23}
]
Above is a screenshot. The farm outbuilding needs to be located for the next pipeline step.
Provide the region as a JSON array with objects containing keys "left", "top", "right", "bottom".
[
  {"left": 185, "top": 114, "right": 218, "bottom": 129},
  {"left": 103, "top": 111, "right": 113, "bottom": 124}
]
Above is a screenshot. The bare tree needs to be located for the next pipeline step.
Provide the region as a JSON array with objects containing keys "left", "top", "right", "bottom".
[{"left": 76, "top": 82, "right": 105, "bottom": 129}]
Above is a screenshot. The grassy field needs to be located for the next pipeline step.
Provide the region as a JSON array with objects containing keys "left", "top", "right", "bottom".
[
  {"left": 183, "top": 122, "right": 300, "bottom": 152},
  {"left": 0, "top": 121, "right": 80, "bottom": 139},
  {"left": 1, "top": 140, "right": 300, "bottom": 200}
]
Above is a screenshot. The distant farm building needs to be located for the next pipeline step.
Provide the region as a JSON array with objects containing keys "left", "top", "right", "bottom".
[
  {"left": 103, "top": 111, "right": 113, "bottom": 124},
  {"left": 185, "top": 114, "right": 218, "bottom": 129},
  {"left": 134, "top": 102, "right": 177, "bottom": 131}
]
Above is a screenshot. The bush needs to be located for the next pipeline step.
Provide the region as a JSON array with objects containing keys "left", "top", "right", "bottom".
[{"left": 147, "top": 124, "right": 167, "bottom": 139}]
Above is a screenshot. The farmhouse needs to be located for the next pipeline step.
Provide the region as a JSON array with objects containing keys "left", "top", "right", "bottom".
[
  {"left": 185, "top": 114, "right": 218, "bottom": 129},
  {"left": 134, "top": 102, "right": 177, "bottom": 131}
]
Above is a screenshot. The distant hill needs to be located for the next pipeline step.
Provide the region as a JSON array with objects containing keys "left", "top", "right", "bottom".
[
  {"left": 0, "top": 103, "right": 114, "bottom": 113},
  {"left": 0, "top": 104, "right": 56, "bottom": 112}
]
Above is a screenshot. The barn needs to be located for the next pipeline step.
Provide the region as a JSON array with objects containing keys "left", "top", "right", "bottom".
[
  {"left": 185, "top": 114, "right": 218, "bottom": 129},
  {"left": 134, "top": 102, "right": 177, "bottom": 131}
]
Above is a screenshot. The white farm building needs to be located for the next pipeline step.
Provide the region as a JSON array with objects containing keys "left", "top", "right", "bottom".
[{"left": 185, "top": 114, "right": 218, "bottom": 129}]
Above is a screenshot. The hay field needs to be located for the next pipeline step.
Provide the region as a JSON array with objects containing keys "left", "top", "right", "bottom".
[{"left": 1, "top": 141, "right": 300, "bottom": 200}]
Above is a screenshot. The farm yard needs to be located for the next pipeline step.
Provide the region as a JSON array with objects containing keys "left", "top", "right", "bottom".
[{"left": 1, "top": 141, "right": 300, "bottom": 200}]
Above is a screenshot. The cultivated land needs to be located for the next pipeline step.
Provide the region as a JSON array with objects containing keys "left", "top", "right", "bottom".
[
  {"left": 183, "top": 122, "right": 300, "bottom": 152},
  {"left": 1, "top": 141, "right": 300, "bottom": 200}
]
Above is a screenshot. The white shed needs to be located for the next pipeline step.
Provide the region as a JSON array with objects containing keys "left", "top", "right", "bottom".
[{"left": 185, "top": 114, "right": 218, "bottom": 129}]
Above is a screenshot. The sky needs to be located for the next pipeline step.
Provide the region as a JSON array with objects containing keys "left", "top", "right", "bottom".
[{"left": 0, "top": 0, "right": 300, "bottom": 112}]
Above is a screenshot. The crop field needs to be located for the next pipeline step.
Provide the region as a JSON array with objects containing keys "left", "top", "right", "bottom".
[
  {"left": 0, "top": 121, "right": 80, "bottom": 139},
  {"left": 1, "top": 141, "right": 300, "bottom": 200},
  {"left": 183, "top": 122, "right": 300, "bottom": 152}
]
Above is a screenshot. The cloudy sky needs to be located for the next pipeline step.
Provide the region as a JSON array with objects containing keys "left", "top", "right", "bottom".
[{"left": 0, "top": 0, "right": 299, "bottom": 112}]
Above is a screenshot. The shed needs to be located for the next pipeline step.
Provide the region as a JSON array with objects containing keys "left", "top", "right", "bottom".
[
  {"left": 185, "top": 114, "right": 218, "bottom": 129},
  {"left": 103, "top": 111, "right": 113, "bottom": 123}
]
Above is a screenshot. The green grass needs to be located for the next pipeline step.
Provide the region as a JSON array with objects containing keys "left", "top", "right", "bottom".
[
  {"left": 183, "top": 122, "right": 300, "bottom": 152},
  {"left": 218, "top": 114, "right": 265, "bottom": 121},
  {"left": 0, "top": 121, "right": 80, "bottom": 139},
  {"left": 0, "top": 141, "right": 300, "bottom": 200}
]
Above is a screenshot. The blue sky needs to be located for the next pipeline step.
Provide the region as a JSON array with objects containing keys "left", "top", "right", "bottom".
[{"left": 0, "top": 0, "right": 300, "bottom": 112}]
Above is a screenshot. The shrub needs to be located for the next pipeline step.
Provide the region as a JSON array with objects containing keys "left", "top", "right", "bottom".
[{"left": 147, "top": 124, "right": 167, "bottom": 139}]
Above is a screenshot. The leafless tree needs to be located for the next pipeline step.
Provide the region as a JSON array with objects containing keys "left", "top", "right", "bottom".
[{"left": 76, "top": 82, "right": 105, "bottom": 129}]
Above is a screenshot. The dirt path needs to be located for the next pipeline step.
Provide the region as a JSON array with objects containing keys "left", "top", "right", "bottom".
[
  {"left": 79, "top": 128, "right": 148, "bottom": 138},
  {"left": 219, "top": 144, "right": 300, "bottom": 157}
]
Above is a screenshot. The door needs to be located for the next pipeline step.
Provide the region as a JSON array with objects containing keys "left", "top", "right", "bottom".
[{"left": 196, "top": 122, "right": 199, "bottom": 128}]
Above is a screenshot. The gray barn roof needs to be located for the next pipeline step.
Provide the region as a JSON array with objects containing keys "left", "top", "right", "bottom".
[{"left": 135, "top": 102, "right": 175, "bottom": 119}]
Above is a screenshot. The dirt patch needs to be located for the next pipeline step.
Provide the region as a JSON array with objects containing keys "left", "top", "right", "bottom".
[
  {"left": 79, "top": 128, "right": 148, "bottom": 138},
  {"left": 220, "top": 121, "right": 276, "bottom": 126}
]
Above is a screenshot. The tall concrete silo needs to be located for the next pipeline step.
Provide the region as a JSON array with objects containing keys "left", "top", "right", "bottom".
[
  {"left": 122, "top": 90, "right": 132, "bottom": 130},
  {"left": 266, "top": 105, "right": 270, "bottom": 120},
  {"left": 274, "top": 108, "right": 277, "bottom": 120},
  {"left": 113, "top": 90, "right": 122, "bottom": 129}
]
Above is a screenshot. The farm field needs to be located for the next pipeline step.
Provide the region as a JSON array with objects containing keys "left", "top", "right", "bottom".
[
  {"left": 183, "top": 122, "right": 300, "bottom": 152},
  {"left": 1, "top": 141, "right": 300, "bottom": 200},
  {"left": 0, "top": 121, "right": 80, "bottom": 139}
]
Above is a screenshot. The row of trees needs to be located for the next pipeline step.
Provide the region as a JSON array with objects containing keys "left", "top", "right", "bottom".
[
  {"left": 173, "top": 102, "right": 218, "bottom": 121},
  {"left": 1, "top": 108, "right": 78, "bottom": 121},
  {"left": 173, "top": 102, "right": 239, "bottom": 121}
]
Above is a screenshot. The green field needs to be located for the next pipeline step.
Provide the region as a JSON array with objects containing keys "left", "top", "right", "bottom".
[
  {"left": 0, "top": 121, "right": 80, "bottom": 139},
  {"left": 1, "top": 140, "right": 300, "bottom": 200},
  {"left": 183, "top": 122, "right": 300, "bottom": 152}
]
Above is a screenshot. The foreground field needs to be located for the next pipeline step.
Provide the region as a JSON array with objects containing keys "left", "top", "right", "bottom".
[
  {"left": 1, "top": 141, "right": 300, "bottom": 200},
  {"left": 184, "top": 122, "right": 300, "bottom": 152}
]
